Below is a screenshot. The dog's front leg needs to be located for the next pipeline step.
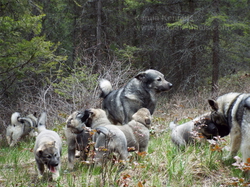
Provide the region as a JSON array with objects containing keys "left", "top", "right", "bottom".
[
  {"left": 36, "top": 161, "right": 45, "bottom": 179},
  {"left": 68, "top": 147, "right": 75, "bottom": 170},
  {"left": 224, "top": 125, "right": 241, "bottom": 160}
]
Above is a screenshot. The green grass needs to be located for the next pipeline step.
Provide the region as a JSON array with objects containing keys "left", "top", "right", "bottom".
[{"left": 0, "top": 124, "right": 247, "bottom": 187}]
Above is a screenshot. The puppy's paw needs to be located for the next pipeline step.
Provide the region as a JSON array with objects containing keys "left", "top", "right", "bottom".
[
  {"left": 37, "top": 174, "right": 43, "bottom": 180},
  {"left": 52, "top": 172, "right": 60, "bottom": 181}
]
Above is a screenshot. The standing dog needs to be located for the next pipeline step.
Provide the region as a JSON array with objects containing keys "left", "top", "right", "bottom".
[
  {"left": 169, "top": 113, "right": 220, "bottom": 147},
  {"left": 6, "top": 112, "right": 37, "bottom": 147},
  {"left": 83, "top": 108, "right": 128, "bottom": 164},
  {"left": 34, "top": 112, "right": 62, "bottom": 180},
  {"left": 117, "top": 108, "right": 151, "bottom": 152},
  {"left": 208, "top": 92, "right": 250, "bottom": 162},
  {"left": 65, "top": 111, "right": 91, "bottom": 169},
  {"left": 99, "top": 69, "right": 172, "bottom": 124}
]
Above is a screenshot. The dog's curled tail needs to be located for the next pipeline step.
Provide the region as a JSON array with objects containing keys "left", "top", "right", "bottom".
[
  {"left": 169, "top": 118, "right": 178, "bottom": 130},
  {"left": 11, "top": 112, "right": 21, "bottom": 125},
  {"left": 99, "top": 79, "right": 112, "bottom": 98},
  {"left": 38, "top": 112, "right": 47, "bottom": 133}
]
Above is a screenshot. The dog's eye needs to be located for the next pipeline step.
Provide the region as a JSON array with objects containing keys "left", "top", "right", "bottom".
[
  {"left": 47, "top": 155, "right": 52, "bottom": 158},
  {"left": 157, "top": 78, "right": 162, "bottom": 81}
]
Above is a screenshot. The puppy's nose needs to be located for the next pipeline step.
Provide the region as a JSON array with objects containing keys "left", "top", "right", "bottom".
[{"left": 169, "top": 83, "right": 173, "bottom": 88}]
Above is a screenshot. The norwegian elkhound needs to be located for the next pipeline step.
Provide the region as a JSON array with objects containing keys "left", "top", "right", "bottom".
[
  {"left": 65, "top": 111, "right": 91, "bottom": 169},
  {"left": 99, "top": 69, "right": 172, "bottom": 124},
  {"left": 34, "top": 112, "right": 62, "bottom": 180},
  {"left": 6, "top": 112, "right": 37, "bottom": 147},
  {"left": 117, "top": 108, "right": 152, "bottom": 152},
  {"left": 83, "top": 108, "right": 128, "bottom": 164},
  {"left": 208, "top": 92, "right": 250, "bottom": 162},
  {"left": 169, "top": 113, "right": 220, "bottom": 147}
]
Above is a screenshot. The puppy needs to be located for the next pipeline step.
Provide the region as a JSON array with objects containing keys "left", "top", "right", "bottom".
[
  {"left": 34, "top": 112, "right": 62, "bottom": 180},
  {"left": 169, "top": 113, "right": 219, "bottom": 147},
  {"left": 117, "top": 108, "right": 151, "bottom": 152},
  {"left": 65, "top": 111, "right": 91, "bottom": 169},
  {"left": 6, "top": 112, "right": 37, "bottom": 147},
  {"left": 99, "top": 69, "right": 172, "bottom": 124},
  {"left": 83, "top": 108, "right": 128, "bottom": 164}
]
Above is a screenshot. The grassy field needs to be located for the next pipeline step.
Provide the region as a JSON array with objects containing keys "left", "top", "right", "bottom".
[
  {"left": 1, "top": 72, "right": 250, "bottom": 187},
  {"left": 0, "top": 111, "right": 246, "bottom": 187}
]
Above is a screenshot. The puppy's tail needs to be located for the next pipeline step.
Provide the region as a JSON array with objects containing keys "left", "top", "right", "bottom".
[
  {"left": 99, "top": 79, "right": 112, "bottom": 98},
  {"left": 37, "top": 112, "right": 47, "bottom": 133},
  {"left": 169, "top": 118, "right": 178, "bottom": 130},
  {"left": 11, "top": 112, "right": 21, "bottom": 125}
]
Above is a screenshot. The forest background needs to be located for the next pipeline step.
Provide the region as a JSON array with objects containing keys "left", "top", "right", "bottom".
[{"left": 0, "top": 0, "right": 250, "bottom": 137}]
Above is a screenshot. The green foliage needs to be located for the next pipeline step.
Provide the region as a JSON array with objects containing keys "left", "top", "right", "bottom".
[
  {"left": 52, "top": 66, "right": 98, "bottom": 102},
  {"left": 0, "top": 2, "right": 66, "bottom": 97},
  {"left": 115, "top": 44, "right": 141, "bottom": 63}
]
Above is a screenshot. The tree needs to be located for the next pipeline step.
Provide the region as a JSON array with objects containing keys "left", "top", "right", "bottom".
[{"left": 0, "top": 0, "right": 66, "bottom": 99}]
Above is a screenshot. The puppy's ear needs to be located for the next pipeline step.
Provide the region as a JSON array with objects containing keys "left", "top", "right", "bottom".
[
  {"left": 36, "top": 148, "right": 43, "bottom": 156},
  {"left": 145, "top": 117, "right": 151, "bottom": 125},
  {"left": 208, "top": 99, "right": 218, "bottom": 111}
]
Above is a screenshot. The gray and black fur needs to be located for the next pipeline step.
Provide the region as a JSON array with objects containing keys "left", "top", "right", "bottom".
[
  {"left": 34, "top": 112, "right": 62, "bottom": 180},
  {"left": 170, "top": 113, "right": 219, "bottom": 147},
  {"left": 208, "top": 92, "right": 250, "bottom": 162},
  {"left": 83, "top": 108, "right": 128, "bottom": 164},
  {"left": 65, "top": 111, "right": 91, "bottom": 169},
  {"left": 6, "top": 112, "right": 37, "bottom": 147},
  {"left": 99, "top": 69, "right": 172, "bottom": 124}
]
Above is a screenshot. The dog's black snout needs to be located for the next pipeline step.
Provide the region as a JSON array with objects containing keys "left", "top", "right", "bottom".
[{"left": 169, "top": 83, "right": 173, "bottom": 88}]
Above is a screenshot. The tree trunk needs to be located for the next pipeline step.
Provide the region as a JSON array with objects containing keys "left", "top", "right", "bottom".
[
  {"left": 95, "top": 0, "right": 102, "bottom": 73},
  {"left": 211, "top": 0, "right": 220, "bottom": 94}
]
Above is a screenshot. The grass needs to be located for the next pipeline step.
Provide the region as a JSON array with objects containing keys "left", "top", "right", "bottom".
[{"left": 0, "top": 123, "right": 246, "bottom": 187}]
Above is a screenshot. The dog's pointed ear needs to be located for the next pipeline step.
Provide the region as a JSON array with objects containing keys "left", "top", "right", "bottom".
[
  {"left": 135, "top": 71, "right": 146, "bottom": 82},
  {"left": 208, "top": 99, "right": 219, "bottom": 111}
]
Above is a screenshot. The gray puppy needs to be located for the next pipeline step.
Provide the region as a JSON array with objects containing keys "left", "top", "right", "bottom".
[
  {"left": 34, "top": 112, "right": 62, "bottom": 180},
  {"left": 83, "top": 108, "right": 128, "bottom": 164},
  {"left": 65, "top": 111, "right": 91, "bottom": 169},
  {"left": 169, "top": 113, "right": 218, "bottom": 147},
  {"left": 117, "top": 108, "right": 151, "bottom": 152},
  {"left": 6, "top": 112, "right": 37, "bottom": 147},
  {"left": 99, "top": 69, "right": 172, "bottom": 124}
]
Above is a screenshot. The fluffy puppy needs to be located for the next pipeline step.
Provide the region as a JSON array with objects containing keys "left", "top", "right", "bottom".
[
  {"left": 117, "top": 108, "right": 151, "bottom": 152},
  {"left": 34, "top": 112, "right": 62, "bottom": 180},
  {"left": 6, "top": 112, "right": 37, "bottom": 147},
  {"left": 65, "top": 111, "right": 91, "bottom": 169},
  {"left": 169, "top": 113, "right": 219, "bottom": 147},
  {"left": 83, "top": 108, "right": 128, "bottom": 164}
]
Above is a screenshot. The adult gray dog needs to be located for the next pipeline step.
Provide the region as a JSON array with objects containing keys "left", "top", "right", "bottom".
[
  {"left": 34, "top": 112, "right": 62, "bottom": 180},
  {"left": 117, "top": 108, "right": 151, "bottom": 152},
  {"left": 6, "top": 112, "right": 37, "bottom": 147},
  {"left": 65, "top": 111, "right": 91, "bottom": 169},
  {"left": 99, "top": 69, "right": 172, "bottom": 124},
  {"left": 83, "top": 108, "right": 128, "bottom": 164},
  {"left": 208, "top": 92, "right": 250, "bottom": 162},
  {"left": 169, "top": 113, "right": 219, "bottom": 147}
]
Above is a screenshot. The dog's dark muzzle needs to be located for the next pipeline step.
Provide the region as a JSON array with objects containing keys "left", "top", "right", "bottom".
[{"left": 156, "top": 82, "right": 173, "bottom": 92}]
